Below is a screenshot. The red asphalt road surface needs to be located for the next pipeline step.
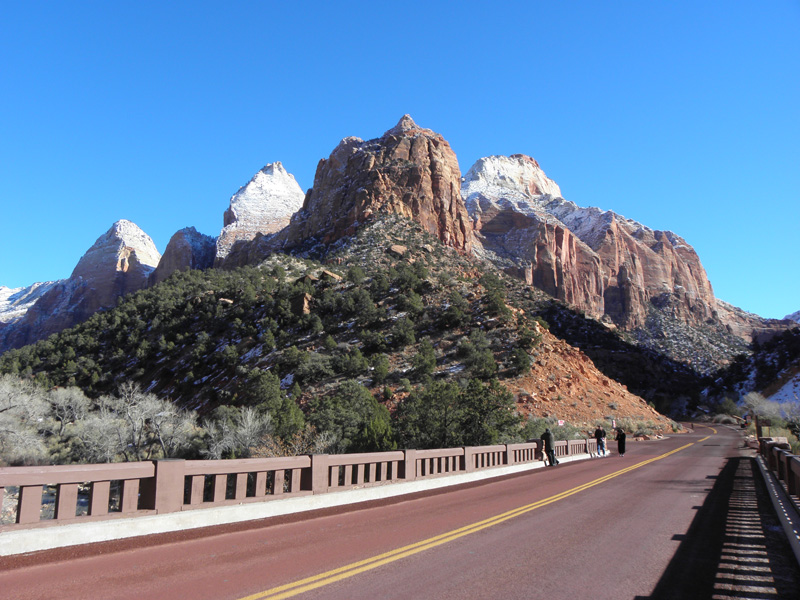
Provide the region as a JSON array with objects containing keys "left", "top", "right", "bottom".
[{"left": 0, "top": 425, "right": 786, "bottom": 599}]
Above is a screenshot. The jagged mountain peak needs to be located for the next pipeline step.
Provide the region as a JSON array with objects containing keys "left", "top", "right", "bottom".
[
  {"left": 786, "top": 310, "right": 800, "bottom": 323},
  {"left": 383, "top": 114, "right": 427, "bottom": 137}
]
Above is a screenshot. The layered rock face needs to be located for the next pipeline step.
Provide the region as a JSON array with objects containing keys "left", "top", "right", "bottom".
[
  {"left": 215, "top": 162, "right": 305, "bottom": 262},
  {"left": 151, "top": 227, "right": 216, "bottom": 285},
  {"left": 464, "top": 155, "right": 766, "bottom": 340},
  {"left": 0, "top": 220, "right": 160, "bottom": 352},
  {"left": 466, "top": 156, "right": 606, "bottom": 316},
  {"left": 274, "top": 115, "right": 472, "bottom": 254}
]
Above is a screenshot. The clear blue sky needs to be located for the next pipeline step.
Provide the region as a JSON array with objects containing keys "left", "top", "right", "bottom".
[{"left": 1, "top": 1, "right": 797, "bottom": 319}]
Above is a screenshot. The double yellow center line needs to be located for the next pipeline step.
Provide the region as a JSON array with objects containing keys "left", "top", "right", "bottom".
[{"left": 241, "top": 441, "right": 698, "bottom": 600}]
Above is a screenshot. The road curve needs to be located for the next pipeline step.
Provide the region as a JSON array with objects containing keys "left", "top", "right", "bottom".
[{"left": 1, "top": 425, "right": 798, "bottom": 599}]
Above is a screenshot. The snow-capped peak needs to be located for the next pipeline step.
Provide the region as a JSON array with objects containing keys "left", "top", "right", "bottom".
[{"left": 217, "top": 162, "right": 306, "bottom": 259}]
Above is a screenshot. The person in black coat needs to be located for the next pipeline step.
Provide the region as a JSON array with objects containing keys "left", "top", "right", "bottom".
[
  {"left": 541, "top": 428, "right": 559, "bottom": 466},
  {"left": 616, "top": 428, "right": 627, "bottom": 457},
  {"left": 594, "top": 425, "right": 607, "bottom": 456}
]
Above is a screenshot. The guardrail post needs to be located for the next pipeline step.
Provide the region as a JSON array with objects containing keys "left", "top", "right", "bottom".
[
  {"left": 505, "top": 445, "right": 514, "bottom": 466},
  {"left": 305, "top": 454, "right": 329, "bottom": 494}
]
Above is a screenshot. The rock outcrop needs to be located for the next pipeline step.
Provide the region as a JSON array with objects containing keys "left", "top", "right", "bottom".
[
  {"left": 151, "top": 227, "right": 216, "bottom": 285},
  {"left": 786, "top": 310, "right": 800, "bottom": 324},
  {"left": 0, "top": 220, "right": 160, "bottom": 352},
  {"left": 272, "top": 115, "right": 472, "bottom": 255},
  {"left": 215, "top": 162, "right": 305, "bottom": 262},
  {"left": 464, "top": 154, "right": 788, "bottom": 348}
]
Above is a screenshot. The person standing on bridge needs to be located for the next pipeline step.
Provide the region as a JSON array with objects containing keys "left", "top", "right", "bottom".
[
  {"left": 542, "top": 428, "right": 559, "bottom": 466},
  {"left": 594, "top": 425, "right": 607, "bottom": 456},
  {"left": 615, "top": 427, "right": 626, "bottom": 457}
]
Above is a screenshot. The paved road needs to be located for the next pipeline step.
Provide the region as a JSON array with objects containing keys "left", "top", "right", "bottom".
[{"left": 1, "top": 425, "right": 798, "bottom": 599}]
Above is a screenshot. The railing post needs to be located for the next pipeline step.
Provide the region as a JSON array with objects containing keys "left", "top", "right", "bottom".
[
  {"left": 305, "top": 454, "right": 329, "bottom": 494},
  {"left": 777, "top": 452, "right": 786, "bottom": 481},
  {"left": 788, "top": 457, "right": 799, "bottom": 496},
  {"left": 89, "top": 481, "right": 110, "bottom": 516},
  {"left": 402, "top": 450, "right": 417, "bottom": 481},
  {"left": 17, "top": 485, "right": 42, "bottom": 524},
  {"left": 55, "top": 483, "right": 79, "bottom": 520},
  {"left": 148, "top": 459, "right": 186, "bottom": 514},
  {"left": 464, "top": 447, "right": 475, "bottom": 473},
  {"left": 505, "top": 444, "right": 514, "bottom": 466}
]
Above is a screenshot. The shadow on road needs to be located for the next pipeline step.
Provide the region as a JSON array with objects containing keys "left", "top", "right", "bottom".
[{"left": 636, "top": 456, "right": 800, "bottom": 599}]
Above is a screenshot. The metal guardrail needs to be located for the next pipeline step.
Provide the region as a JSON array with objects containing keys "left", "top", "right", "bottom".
[{"left": 0, "top": 438, "right": 599, "bottom": 531}]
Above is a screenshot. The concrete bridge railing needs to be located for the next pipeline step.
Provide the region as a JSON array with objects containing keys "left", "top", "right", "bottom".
[
  {"left": 0, "top": 438, "right": 598, "bottom": 532},
  {"left": 760, "top": 438, "right": 800, "bottom": 500}
]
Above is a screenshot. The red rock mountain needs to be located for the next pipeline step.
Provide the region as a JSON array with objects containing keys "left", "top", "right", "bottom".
[
  {"left": 463, "top": 154, "right": 790, "bottom": 344},
  {"left": 273, "top": 115, "right": 472, "bottom": 254}
]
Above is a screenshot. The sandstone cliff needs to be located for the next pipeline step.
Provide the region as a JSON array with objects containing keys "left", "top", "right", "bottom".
[
  {"left": 266, "top": 115, "right": 472, "bottom": 257},
  {"left": 464, "top": 154, "right": 788, "bottom": 351},
  {"left": 0, "top": 220, "right": 160, "bottom": 352}
]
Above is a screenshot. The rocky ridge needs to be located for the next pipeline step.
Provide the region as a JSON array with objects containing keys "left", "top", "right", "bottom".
[{"left": 0, "top": 214, "right": 676, "bottom": 432}]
